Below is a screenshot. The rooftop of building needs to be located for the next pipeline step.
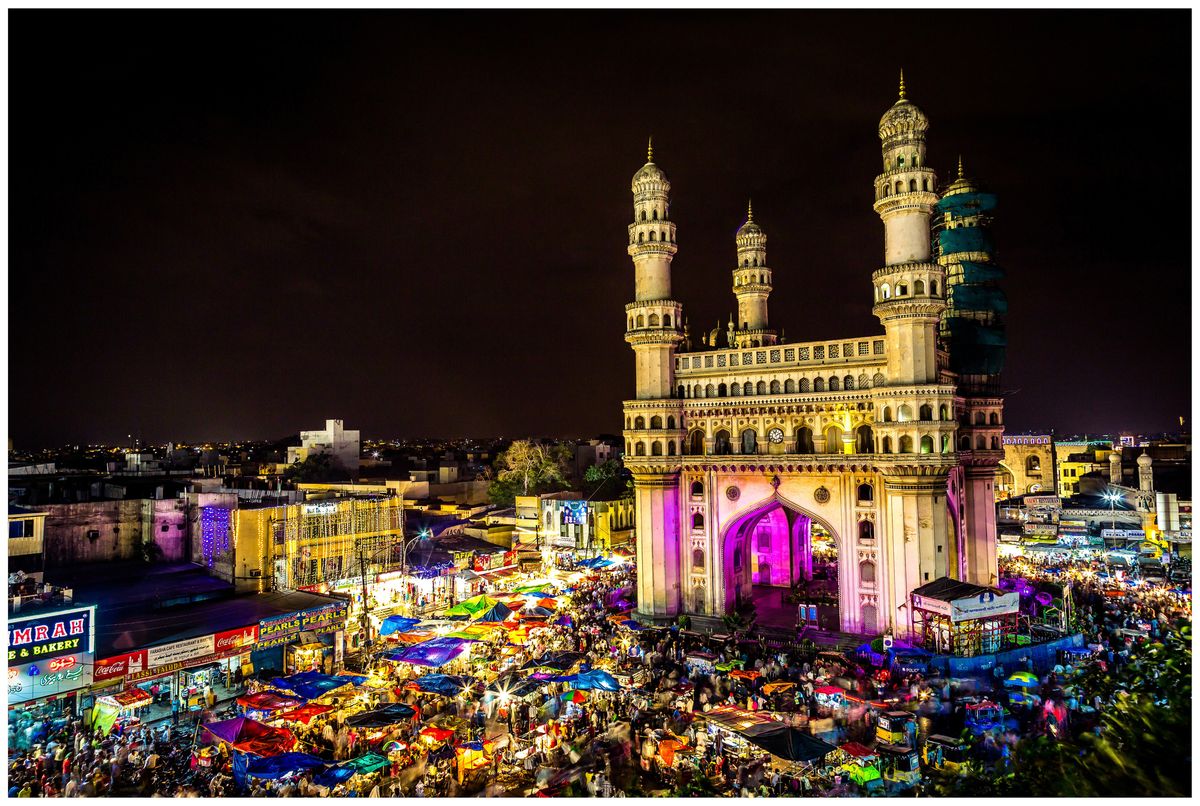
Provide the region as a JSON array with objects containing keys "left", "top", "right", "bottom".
[{"left": 911, "top": 577, "right": 1005, "bottom": 603}]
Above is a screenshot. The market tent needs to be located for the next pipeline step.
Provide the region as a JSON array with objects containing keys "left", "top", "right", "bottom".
[
  {"left": 236, "top": 692, "right": 303, "bottom": 713},
  {"left": 344, "top": 753, "right": 391, "bottom": 773},
  {"left": 445, "top": 595, "right": 497, "bottom": 618},
  {"left": 1006, "top": 672, "right": 1040, "bottom": 688},
  {"left": 407, "top": 674, "right": 472, "bottom": 697},
  {"left": 393, "top": 630, "right": 438, "bottom": 644},
  {"left": 522, "top": 606, "right": 555, "bottom": 619},
  {"left": 419, "top": 725, "right": 456, "bottom": 742},
  {"left": 512, "top": 582, "right": 557, "bottom": 595},
  {"left": 202, "top": 716, "right": 277, "bottom": 746},
  {"left": 233, "top": 727, "right": 297, "bottom": 757},
  {"left": 271, "top": 671, "right": 364, "bottom": 701},
  {"left": 657, "top": 739, "right": 689, "bottom": 766},
  {"left": 344, "top": 703, "right": 417, "bottom": 728},
  {"left": 560, "top": 690, "right": 588, "bottom": 703},
  {"left": 714, "top": 660, "right": 745, "bottom": 672},
  {"left": 312, "top": 765, "right": 356, "bottom": 789},
  {"left": 487, "top": 676, "right": 542, "bottom": 700},
  {"left": 729, "top": 669, "right": 761, "bottom": 681},
  {"left": 474, "top": 602, "right": 515, "bottom": 623},
  {"left": 386, "top": 637, "right": 473, "bottom": 667},
  {"left": 379, "top": 615, "right": 421, "bottom": 636},
  {"left": 570, "top": 669, "right": 620, "bottom": 692},
  {"left": 762, "top": 682, "right": 795, "bottom": 695},
  {"left": 244, "top": 752, "right": 328, "bottom": 780},
  {"left": 274, "top": 704, "right": 333, "bottom": 725},
  {"left": 522, "top": 651, "right": 583, "bottom": 672},
  {"left": 746, "top": 727, "right": 836, "bottom": 763}
]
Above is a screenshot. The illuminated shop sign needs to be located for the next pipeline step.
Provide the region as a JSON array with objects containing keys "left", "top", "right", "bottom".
[
  {"left": 303, "top": 502, "right": 338, "bottom": 515},
  {"left": 8, "top": 606, "right": 96, "bottom": 663},
  {"left": 8, "top": 654, "right": 94, "bottom": 704},
  {"left": 562, "top": 501, "right": 589, "bottom": 526},
  {"left": 257, "top": 602, "right": 348, "bottom": 646}
]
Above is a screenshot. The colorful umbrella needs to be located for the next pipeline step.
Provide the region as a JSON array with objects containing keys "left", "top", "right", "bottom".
[
  {"left": 387, "top": 637, "right": 473, "bottom": 667},
  {"left": 560, "top": 689, "right": 589, "bottom": 703},
  {"left": 1005, "top": 671, "right": 1040, "bottom": 688}
]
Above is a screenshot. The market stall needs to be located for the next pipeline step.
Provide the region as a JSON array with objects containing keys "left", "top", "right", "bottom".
[{"left": 90, "top": 688, "right": 153, "bottom": 735}]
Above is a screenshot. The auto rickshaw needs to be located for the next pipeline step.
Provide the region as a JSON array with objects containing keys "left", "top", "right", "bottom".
[
  {"left": 921, "top": 734, "right": 969, "bottom": 773},
  {"left": 963, "top": 700, "right": 1012, "bottom": 736},
  {"left": 876, "top": 742, "right": 921, "bottom": 791},
  {"left": 875, "top": 710, "right": 916, "bottom": 745},
  {"left": 838, "top": 741, "right": 883, "bottom": 793}
]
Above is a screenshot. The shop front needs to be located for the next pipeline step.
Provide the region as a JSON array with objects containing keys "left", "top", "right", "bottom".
[
  {"left": 911, "top": 578, "right": 1020, "bottom": 657},
  {"left": 253, "top": 600, "right": 349, "bottom": 675},
  {"left": 7, "top": 605, "right": 97, "bottom": 751}
]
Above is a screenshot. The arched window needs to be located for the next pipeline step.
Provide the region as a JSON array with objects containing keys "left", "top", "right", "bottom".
[
  {"left": 824, "top": 425, "right": 843, "bottom": 453},
  {"left": 635, "top": 442, "right": 646, "bottom": 456},
  {"left": 640, "top": 210, "right": 647, "bottom": 221},
  {"left": 855, "top": 424, "right": 874, "bottom": 453},
  {"left": 677, "top": 384, "right": 685, "bottom": 399},
  {"left": 649, "top": 415, "right": 662, "bottom": 429},
  {"left": 717, "top": 383, "right": 727, "bottom": 397},
  {"left": 912, "top": 154, "right": 918, "bottom": 166},
  {"left": 975, "top": 435, "right": 987, "bottom": 450},
  {"left": 1026, "top": 455, "right": 1041, "bottom": 473},
  {"left": 693, "top": 549, "right": 705, "bottom": 569},
  {"left": 899, "top": 435, "right": 913, "bottom": 453},
  {"left": 666, "top": 415, "right": 675, "bottom": 429},
  {"left": 922, "top": 178, "right": 929, "bottom": 191},
  {"left": 862, "top": 604, "right": 878, "bottom": 634},
  {"left": 692, "top": 512, "right": 704, "bottom": 530},
  {"left": 914, "top": 280, "right": 925, "bottom": 295},
  {"left": 743, "top": 382, "right": 753, "bottom": 396},
  {"left": 741, "top": 429, "right": 758, "bottom": 455},
  {"left": 660, "top": 231, "right": 666, "bottom": 242},
  {"left": 796, "top": 427, "right": 815, "bottom": 454},
  {"left": 931, "top": 280, "right": 938, "bottom": 296},
  {"left": 638, "top": 232, "right": 644, "bottom": 243},
  {"left": 989, "top": 412, "right": 1000, "bottom": 425},
  {"left": 651, "top": 441, "right": 662, "bottom": 456},
  {"left": 898, "top": 404, "right": 913, "bottom": 422},
  {"left": 883, "top": 185, "right": 890, "bottom": 197},
  {"left": 859, "top": 521, "right": 875, "bottom": 543},
  {"left": 799, "top": 378, "right": 812, "bottom": 392},
  {"left": 897, "top": 155, "right": 905, "bottom": 168},
  {"left": 941, "top": 435, "right": 951, "bottom": 453},
  {"left": 919, "top": 404, "right": 933, "bottom": 421},
  {"left": 634, "top": 416, "right": 645, "bottom": 429},
  {"left": 688, "top": 430, "right": 705, "bottom": 455},
  {"left": 756, "top": 381, "right": 766, "bottom": 395},
  {"left": 860, "top": 559, "right": 876, "bottom": 582},
  {"left": 648, "top": 231, "right": 656, "bottom": 241},
  {"left": 693, "top": 384, "right": 702, "bottom": 399},
  {"left": 872, "top": 373, "right": 886, "bottom": 387},
  {"left": 690, "top": 480, "right": 704, "bottom": 497},
  {"left": 647, "top": 313, "right": 659, "bottom": 328},
  {"left": 897, "top": 284, "right": 908, "bottom": 296},
  {"left": 894, "top": 181, "right": 903, "bottom": 194},
  {"left": 770, "top": 380, "right": 781, "bottom": 394},
  {"left": 636, "top": 315, "right": 645, "bottom": 328},
  {"left": 858, "top": 374, "right": 869, "bottom": 389},
  {"left": 663, "top": 314, "right": 672, "bottom": 327},
  {"left": 714, "top": 430, "right": 732, "bottom": 455},
  {"left": 920, "top": 435, "right": 934, "bottom": 454},
  {"left": 938, "top": 404, "right": 948, "bottom": 421},
  {"left": 730, "top": 383, "right": 741, "bottom": 397},
  {"left": 667, "top": 440, "right": 676, "bottom": 455},
  {"left": 705, "top": 383, "right": 716, "bottom": 398},
  {"left": 843, "top": 375, "right": 854, "bottom": 390},
  {"left": 991, "top": 436, "right": 1000, "bottom": 450},
  {"left": 652, "top": 209, "right": 658, "bottom": 220},
  {"left": 784, "top": 379, "right": 796, "bottom": 393},
  {"left": 882, "top": 436, "right": 892, "bottom": 453},
  {"left": 857, "top": 483, "right": 874, "bottom": 502},
  {"left": 959, "top": 435, "right": 971, "bottom": 450},
  {"left": 909, "top": 179, "right": 917, "bottom": 192},
  {"left": 813, "top": 377, "right": 826, "bottom": 392},
  {"left": 883, "top": 406, "right": 893, "bottom": 422},
  {"left": 880, "top": 283, "right": 891, "bottom": 299}
]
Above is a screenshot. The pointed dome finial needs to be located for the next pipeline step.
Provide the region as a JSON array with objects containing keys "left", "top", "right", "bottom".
[
  {"left": 647, "top": 136, "right": 653, "bottom": 162},
  {"left": 957, "top": 155, "right": 964, "bottom": 179},
  {"left": 898, "top": 69, "right": 906, "bottom": 100},
  {"left": 747, "top": 198, "right": 753, "bottom": 221}
]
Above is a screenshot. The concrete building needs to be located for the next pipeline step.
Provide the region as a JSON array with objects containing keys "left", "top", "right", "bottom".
[
  {"left": 540, "top": 495, "right": 636, "bottom": 561},
  {"left": 997, "top": 434, "right": 1055, "bottom": 499},
  {"left": 622, "top": 77, "right": 1008, "bottom": 636},
  {"left": 287, "top": 419, "right": 361, "bottom": 475}
]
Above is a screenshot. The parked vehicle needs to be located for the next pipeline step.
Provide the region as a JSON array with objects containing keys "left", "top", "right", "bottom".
[
  {"left": 875, "top": 710, "right": 915, "bottom": 745},
  {"left": 876, "top": 742, "right": 921, "bottom": 790},
  {"left": 922, "top": 734, "right": 970, "bottom": 773}
]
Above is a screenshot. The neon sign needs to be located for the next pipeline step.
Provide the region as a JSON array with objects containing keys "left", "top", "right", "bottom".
[{"left": 8, "top": 607, "right": 95, "bottom": 662}]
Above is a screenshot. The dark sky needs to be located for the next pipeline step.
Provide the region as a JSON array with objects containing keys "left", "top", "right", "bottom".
[{"left": 10, "top": 10, "right": 1191, "bottom": 448}]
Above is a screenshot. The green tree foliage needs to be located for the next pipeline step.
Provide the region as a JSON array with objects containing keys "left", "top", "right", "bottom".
[
  {"left": 583, "top": 458, "right": 628, "bottom": 499},
  {"left": 283, "top": 452, "right": 349, "bottom": 483},
  {"left": 487, "top": 441, "right": 571, "bottom": 506}
]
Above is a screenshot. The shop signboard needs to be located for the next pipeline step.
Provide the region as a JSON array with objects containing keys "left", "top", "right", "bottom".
[
  {"left": 146, "top": 635, "right": 216, "bottom": 668},
  {"left": 8, "top": 653, "right": 94, "bottom": 705},
  {"left": 256, "top": 602, "right": 348, "bottom": 649},
  {"left": 93, "top": 650, "right": 148, "bottom": 682},
  {"left": 1024, "top": 495, "right": 1062, "bottom": 510},
  {"left": 254, "top": 623, "right": 342, "bottom": 650},
  {"left": 949, "top": 590, "right": 1019, "bottom": 623},
  {"left": 214, "top": 625, "right": 259, "bottom": 654},
  {"left": 7, "top": 606, "right": 96, "bottom": 663},
  {"left": 910, "top": 594, "right": 953, "bottom": 617},
  {"left": 1101, "top": 529, "right": 1146, "bottom": 540},
  {"left": 1022, "top": 523, "right": 1058, "bottom": 536}
]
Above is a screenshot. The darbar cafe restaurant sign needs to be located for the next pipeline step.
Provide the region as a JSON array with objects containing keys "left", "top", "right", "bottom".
[{"left": 116, "top": 625, "right": 259, "bottom": 683}]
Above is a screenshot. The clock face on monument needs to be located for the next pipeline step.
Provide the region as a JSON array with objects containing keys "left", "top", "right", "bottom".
[{"left": 768, "top": 428, "right": 784, "bottom": 444}]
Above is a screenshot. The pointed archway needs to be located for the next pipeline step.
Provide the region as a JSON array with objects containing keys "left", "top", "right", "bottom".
[{"left": 718, "top": 492, "right": 843, "bottom": 631}]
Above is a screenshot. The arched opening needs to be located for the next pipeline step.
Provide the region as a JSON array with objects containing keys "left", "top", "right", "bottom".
[
  {"left": 693, "top": 549, "right": 705, "bottom": 569},
  {"left": 688, "top": 430, "right": 705, "bottom": 455},
  {"left": 975, "top": 435, "right": 987, "bottom": 450},
  {"left": 1026, "top": 455, "right": 1041, "bottom": 474},
  {"left": 648, "top": 313, "right": 659, "bottom": 327},
  {"left": 714, "top": 430, "right": 732, "bottom": 455},
  {"left": 652, "top": 209, "right": 658, "bottom": 220},
  {"left": 638, "top": 232, "right": 644, "bottom": 243},
  {"left": 991, "top": 436, "right": 1000, "bottom": 450},
  {"left": 938, "top": 404, "right": 948, "bottom": 421},
  {"left": 694, "top": 385, "right": 704, "bottom": 399},
  {"left": 640, "top": 210, "right": 646, "bottom": 221},
  {"left": 989, "top": 412, "right": 1000, "bottom": 425},
  {"left": 919, "top": 404, "right": 933, "bottom": 421},
  {"left": 914, "top": 280, "right": 925, "bottom": 295},
  {"left": 861, "top": 604, "right": 878, "bottom": 635},
  {"left": 898, "top": 404, "right": 913, "bottom": 422},
  {"left": 741, "top": 429, "right": 758, "bottom": 455},
  {"left": 635, "top": 442, "right": 646, "bottom": 456},
  {"left": 882, "top": 436, "right": 892, "bottom": 453},
  {"left": 974, "top": 411, "right": 986, "bottom": 425},
  {"left": 634, "top": 416, "right": 645, "bottom": 429},
  {"left": 770, "top": 380, "right": 781, "bottom": 394},
  {"left": 718, "top": 383, "right": 728, "bottom": 397},
  {"left": 909, "top": 179, "right": 917, "bottom": 192},
  {"left": 960, "top": 435, "right": 971, "bottom": 450},
  {"left": 667, "top": 441, "right": 676, "bottom": 455},
  {"left": 823, "top": 425, "right": 843, "bottom": 453},
  {"left": 784, "top": 379, "right": 796, "bottom": 393},
  {"left": 941, "top": 435, "right": 951, "bottom": 454},
  {"left": 705, "top": 383, "right": 716, "bottom": 398},
  {"left": 743, "top": 382, "right": 753, "bottom": 396},
  {"left": 897, "top": 283, "right": 908, "bottom": 296},
  {"left": 796, "top": 427, "right": 815, "bottom": 454},
  {"left": 663, "top": 314, "right": 672, "bottom": 327},
  {"left": 931, "top": 280, "right": 938, "bottom": 296},
  {"left": 730, "top": 383, "right": 741, "bottom": 397},
  {"left": 648, "top": 231, "right": 656, "bottom": 241},
  {"left": 814, "top": 377, "right": 826, "bottom": 392},
  {"left": 677, "top": 384, "right": 685, "bottom": 399},
  {"left": 651, "top": 441, "right": 662, "bottom": 456},
  {"left": 721, "top": 499, "right": 841, "bottom": 631},
  {"left": 873, "top": 373, "right": 886, "bottom": 387},
  {"left": 649, "top": 415, "right": 662, "bottom": 429},
  {"left": 692, "top": 512, "right": 705, "bottom": 530},
  {"left": 799, "top": 378, "right": 812, "bottom": 392},
  {"left": 920, "top": 435, "right": 934, "bottom": 454},
  {"left": 883, "top": 406, "right": 893, "bottom": 422},
  {"left": 855, "top": 424, "right": 874, "bottom": 453},
  {"left": 897, "top": 155, "right": 904, "bottom": 168},
  {"left": 899, "top": 435, "right": 914, "bottom": 453},
  {"left": 690, "top": 480, "right": 704, "bottom": 497},
  {"left": 843, "top": 375, "right": 854, "bottom": 390},
  {"left": 666, "top": 415, "right": 675, "bottom": 429},
  {"left": 756, "top": 381, "right": 767, "bottom": 395},
  {"left": 636, "top": 315, "right": 645, "bottom": 328},
  {"left": 860, "top": 559, "right": 876, "bottom": 582},
  {"left": 857, "top": 483, "right": 873, "bottom": 503},
  {"left": 828, "top": 376, "right": 840, "bottom": 391}
]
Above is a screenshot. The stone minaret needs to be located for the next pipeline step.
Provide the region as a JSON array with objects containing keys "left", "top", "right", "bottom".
[
  {"left": 870, "top": 74, "right": 959, "bottom": 633},
  {"left": 730, "top": 201, "right": 777, "bottom": 348},
  {"left": 624, "top": 140, "right": 685, "bottom": 622}
]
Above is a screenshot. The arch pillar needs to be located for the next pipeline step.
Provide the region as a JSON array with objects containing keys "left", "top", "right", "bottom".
[
  {"left": 632, "top": 470, "right": 682, "bottom": 621},
  {"left": 879, "top": 470, "right": 952, "bottom": 639}
]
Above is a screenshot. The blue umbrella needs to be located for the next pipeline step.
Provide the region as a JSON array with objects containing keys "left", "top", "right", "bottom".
[{"left": 379, "top": 615, "right": 421, "bottom": 636}]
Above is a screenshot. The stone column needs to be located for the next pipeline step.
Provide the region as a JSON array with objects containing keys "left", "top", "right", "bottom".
[
  {"left": 962, "top": 466, "right": 998, "bottom": 585},
  {"left": 880, "top": 471, "right": 951, "bottom": 638},
  {"left": 633, "top": 471, "right": 682, "bottom": 621}
]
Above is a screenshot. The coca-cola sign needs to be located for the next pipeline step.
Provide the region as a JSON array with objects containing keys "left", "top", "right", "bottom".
[
  {"left": 94, "top": 650, "right": 147, "bottom": 682},
  {"left": 214, "top": 625, "right": 258, "bottom": 653}
]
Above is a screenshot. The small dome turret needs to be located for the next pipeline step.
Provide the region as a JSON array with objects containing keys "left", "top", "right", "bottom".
[
  {"left": 632, "top": 137, "right": 667, "bottom": 189},
  {"left": 878, "top": 70, "right": 929, "bottom": 141}
]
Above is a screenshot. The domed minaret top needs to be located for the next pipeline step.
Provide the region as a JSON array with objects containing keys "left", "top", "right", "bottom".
[
  {"left": 878, "top": 70, "right": 930, "bottom": 143},
  {"left": 632, "top": 137, "right": 669, "bottom": 194},
  {"left": 942, "top": 155, "right": 980, "bottom": 197},
  {"left": 731, "top": 199, "right": 775, "bottom": 346}
]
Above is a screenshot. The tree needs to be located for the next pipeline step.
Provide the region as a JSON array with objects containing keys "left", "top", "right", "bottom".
[
  {"left": 487, "top": 440, "right": 571, "bottom": 506},
  {"left": 583, "top": 458, "right": 629, "bottom": 499},
  {"left": 283, "top": 452, "right": 349, "bottom": 483}
]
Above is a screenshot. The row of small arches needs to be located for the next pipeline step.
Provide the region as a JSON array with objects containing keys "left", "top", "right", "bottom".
[
  {"left": 628, "top": 313, "right": 673, "bottom": 329},
  {"left": 683, "top": 425, "right": 874, "bottom": 456},
  {"left": 636, "top": 230, "right": 671, "bottom": 243},
  {"left": 739, "top": 260, "right": 764, "bottom": 269},
  {"left": 878, "top": 279, "right": 938, "bottom": 300},
  {"left": 688, "top": 479, "right": 873, "bottom": 502},
  {"left": 680, "top": 373, "right": 885, "bottom": 398},
  {"left": 639, "top": 209, "right": 663, "bottom": 221},
  {"left": 881, "top": 178, "right": 931, "bottom": 196},
  {"left": 627, "top": 415, "right": 677, "bottom": 430},
  {"left": 881, "top": 403, "right": 948, "bottom": 422}
]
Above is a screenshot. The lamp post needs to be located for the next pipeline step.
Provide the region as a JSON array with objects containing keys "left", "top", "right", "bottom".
[{"left": 1104, "top": 491, "right": 1121, "bottom": 532}]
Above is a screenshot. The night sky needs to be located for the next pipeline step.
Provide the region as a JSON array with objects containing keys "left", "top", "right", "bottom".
[{"left": 10, "top": 11, "right": 1191, "bottom": 448}]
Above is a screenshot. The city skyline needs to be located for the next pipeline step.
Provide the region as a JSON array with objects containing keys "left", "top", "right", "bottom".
[{"left": 10, "top": 11, "right": 1191, "bottom": 447}]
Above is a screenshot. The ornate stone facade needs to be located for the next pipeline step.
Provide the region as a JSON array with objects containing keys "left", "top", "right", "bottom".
[{"left": 623, "top": 80, "right": 1003, "bottom": 636}]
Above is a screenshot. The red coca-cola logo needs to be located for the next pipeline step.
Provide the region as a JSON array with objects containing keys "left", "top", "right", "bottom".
[
  {"left": 96, "top": 658, "right": 127, "bottom": 677},
  {"left": 214, "top": 626, "right": 256, "bottom": 652}
]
